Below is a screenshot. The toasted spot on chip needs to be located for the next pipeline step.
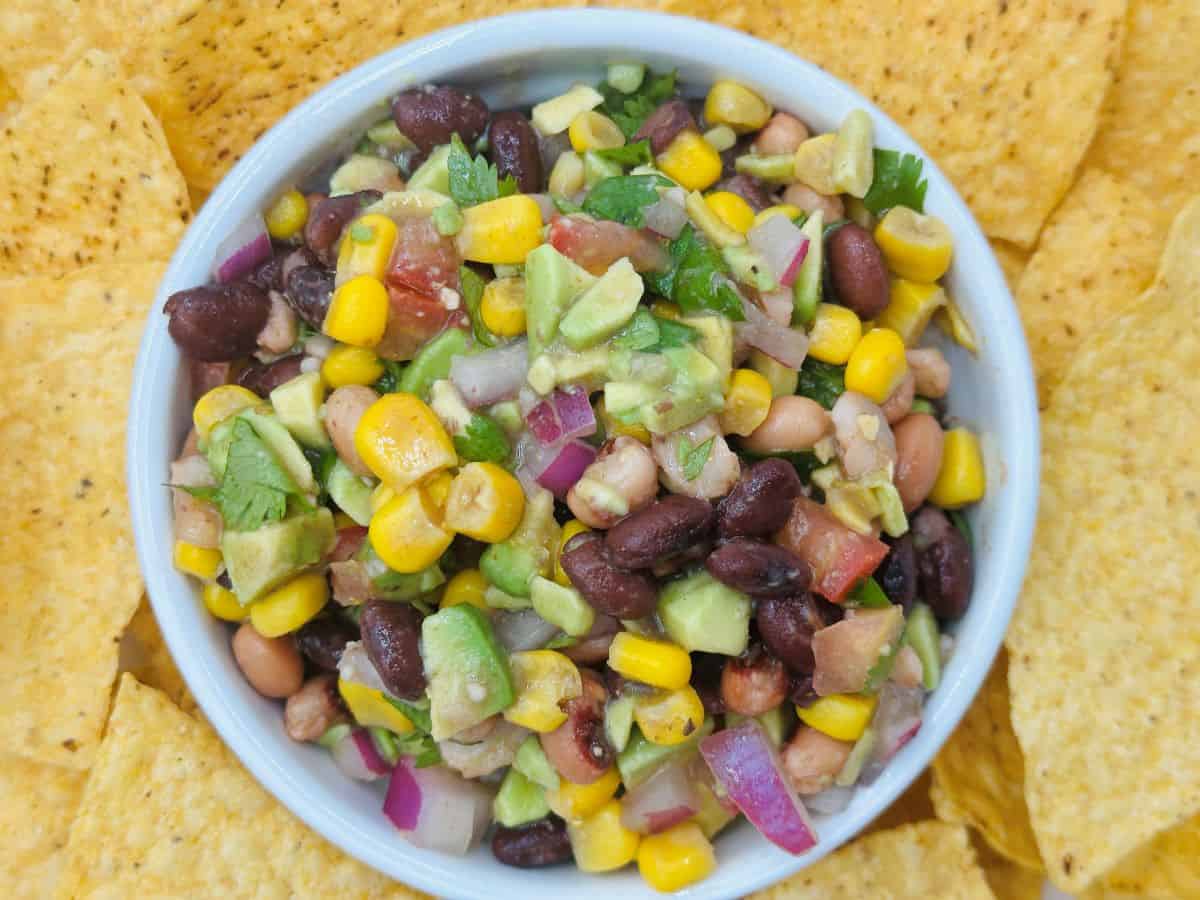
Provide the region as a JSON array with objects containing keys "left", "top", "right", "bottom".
[
  {"left": 0, "top": 263, "right": 163, "bottom": 769},
  {"left": 57, "top": 676, "right": 429, "bottom": 898},
  {"left": 0, "top": 752, "right": 87, "bottom": 897},
  {"left": 1008, "top": 196, "right": 1200, "bottom": 893}
]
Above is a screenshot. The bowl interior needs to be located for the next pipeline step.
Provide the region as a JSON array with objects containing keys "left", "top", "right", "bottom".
[{"left": 128, "top": 11, "right": 1039, "bottom": 899}]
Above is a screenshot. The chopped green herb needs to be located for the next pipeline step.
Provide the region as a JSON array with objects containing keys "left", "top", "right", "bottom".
[
  {"left": 373, "top": 359, "right": 406, "bottom": 394},
  {"left": 459, "top": 265, "right": 497, "bottom": 348},
  {"left": 447, "top": 134, "right": 518, "bottom": 207},
  {"left": 544, "top": 633, "right": 578, "bottom": 650},
  {"left": 797, "top": 357, "right": 845, "bottom": 409},
  {"left": 678, "top": 435, "right": 715, "bottom": 481},
  {"left": 303, "top": 446, "right": 338, "bottom": 503},
  {"left": 848, "top": 577, "right": 891, "bottom": 609},
  {"left": 910, "top": 396, "right": 936, "bottom": 415},
  {"left": 598, "top": 68, "right": 677, "bottom": 138},
  {"left": 612, "top": 308, "right": 661, "bottom": 351},
  {"left": 551, "top": 194, "right": 583, "bottom": 215},
  {"left": 594, "top": 139, "right": 653, "bottom": 168},
  {"left": 210, "top": 418, "right": 302, "bottom": 531},
  {"left": 385, "top": 695, "right": 434, "bottom": 734},
  {"left": 368, "top": 727, "right": 402, "bottom": 766},
  {"left": 863, "top": 149, "right": 928, "bottom": 215},
  {"left": 653, "top": 315, "right": 700, "bottom": 349},
  {"left": 454, "top": 414, "right": 511, "bottom": 463},
  {"left": 581, "top": 174, "right": 670, "bottom": 227},
  {"left": 645, "top": 225, "right": 745, "bottom": 321},
  {"left": 948, "top": 509, "right": 974, "bottom": 551}
]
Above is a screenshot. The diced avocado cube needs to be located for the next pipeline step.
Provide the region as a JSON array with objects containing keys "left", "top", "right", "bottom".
[
  {"left": 749, "top": 349, "right": 799, "bottom": 397},
  {"left": 530, "top": 576, "right": 595, "bottom": 637},
  {"left": 407, "top": 143, "right": 452, "bottom": 194},
  {"left": 480, "top": 542, "right": 541, "bottom": 598},
  {"left": 551, "top": 346, "right": 612, "bottom": 388},
  {"left": 722, "top": 245, "right": 778, "bottom": 293},
  {"left": 270, "top": 371, "right": 330, "bottom": 449},
  {"left": 493, "top": 768, "right": 550, "bottom": 828},
  {"left": 603, "top": 380, "right": 659, "bottom": 422},
  {"left": 221, "top": 507, "right": 335, "bottom": 605},
  {"left": 366, "top": 119, "right": 414, "bottom": 150},
  {"left": 616, "top": 718, "right": 714, "bottom": 790},
  {"left": 485, "top": 584, "right": 532, "bottom": 611},
  {"left": 680, "top": 313, "right": 734, "bottom": 390},
  {"left": 238, "top": 408, "right": 316, "bottom": 493},
  {"left": 558, "top": 258, "right": 644, "bottom": 350},
  {"left": 692, "top": 776, "right": 738, "bottom": 839},
  {"left": 423, "top": 604, "right": 515, "bottom": 740},
  {"left": 398, "top": 328, "right": 468, "bottom": 400},
  {"left": 658, "top": 570, "right": 751, "bottom": 656},
  {"left": 370, "top": 558, "right": 445, "bottom": 601},
  {"left": 488, "top": 400, "right": 524, "bottom": 435},
  {"left": 583, "top": 151, "right": 623, "bottom": 188},
  {"left": 604, "top": 695, "right": 637, "bottom": 754},
  {"left": 525, "top": 244, "right": 596, "bottom": 357},
  {"left": 792, "top": 210, "right": 824, "bottom": 326},
  {"left": 325, "top": 459, "right": 373, "bottom": 526},
  {"left": 903, "top": 602, "right": 942, "bottom": 691},
  {"left": 513, "top": 735, "right": 560, "bottom": 790}
]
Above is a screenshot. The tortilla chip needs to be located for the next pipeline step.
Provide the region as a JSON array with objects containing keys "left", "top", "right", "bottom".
[
  {"left": 973, "top": 838, "right": 1044, "bottom": 900},
  {"left": 119, "top": 598, "right": 195, "bottom": 713},
  {"left": 865, "top": 769, "right": 936, "bottom": 835},
  {"left": 1083, "top": 0, "right": 1200, "bottom": 227},
  {"left": 0, "top": 50, "right": 188, "bottom": 278},
  {"left": 931, "top": 650, "right": 1042, "bottom": 870},
  {"left": 1007, "top": 196, "right": 1200, "bottom": 892},
  {"left": 0, "top": 754, "right": 87, "bottom": 899},
  {"left": 1015, "top": 169, "right": 1166, "bottom": 407},
  {"left": 57, "top": 675, "right": 426, "bottom": 898},
  {"left": 0, "top": 1, "right": 96, "bottom": 106},
  {"left": 1082, "top": 815, "right": 1200, "bottom": 899},
  {"left": 659, "top": 0, "right": 1125, "bottom": 247},
  {"left": 752, "top": 821, "right": 993, "bottom": 899},
  {"left": 991, "top": 241, "right": 1029, "bottom": 293},
  {"left": 0, "top": 263, "right": 163, "bottom": 769}
]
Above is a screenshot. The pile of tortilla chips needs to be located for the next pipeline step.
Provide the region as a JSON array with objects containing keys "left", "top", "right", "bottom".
[{"left": 2, "top": 0, "right": 1198, "bottom": 897}]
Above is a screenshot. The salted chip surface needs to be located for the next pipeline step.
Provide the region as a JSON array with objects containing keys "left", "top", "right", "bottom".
[
  {"left": 1082, "top": 815, "right": 1200, "bottom": 899},
  {"left": 931, "top": 650, "right": 1041, "bottom": 870},
  {"left": 752, "top": 820, "right": 993, "bottom": 899},
  {"left": 0, "top": 264, "right": 162, "bottom": 768},
  {"left": 1007, "top": 197, "right": 1200, "bottom": 892},
  {"left": 1015, "top": 169, "right": 1165, "bottom": 407},
  {"left": 0, "top": 753, "right": 87, "bottom": 899},
  {"left": 0, "top": 50, "right": 189, "bottom": 277},
  {"left": 119, "top": 598, "right": 196, "bottom": 713},
  {"left": 56, "top": 676, "right": 426, "bottom": 899}
]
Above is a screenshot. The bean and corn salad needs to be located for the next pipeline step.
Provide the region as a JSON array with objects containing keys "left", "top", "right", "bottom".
[{"left": 165, "top": 62, "right": 985, "bottom": 890}]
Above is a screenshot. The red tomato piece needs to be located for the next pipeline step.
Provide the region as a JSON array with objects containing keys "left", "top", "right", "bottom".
[
  {"left": 774, "top": 496, "right": 889, "bottom": 603},
  {"left": 331, "top": 526, "right": 368, "bottom": 562},
  {"left": 376, "top": 284, "right": 454, "bottom": 361},
  {"left": 548, "top": 214, "right": 670, "bottom": 275},
  {"left": 386, "top": 216, "right": 461, "bottom": 296}
]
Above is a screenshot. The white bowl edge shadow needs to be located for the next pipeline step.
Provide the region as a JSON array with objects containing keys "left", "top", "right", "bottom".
[{"left": 127, "top": 10, "right": 1040, "bottom": 900}]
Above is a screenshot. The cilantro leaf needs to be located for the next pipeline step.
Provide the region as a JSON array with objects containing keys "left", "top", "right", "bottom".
[
  {"left": 454, "top": 413, "right": 511, "bottom": 463},
  {"left": 448, "top": 134, "right": 518, "bottom": 207},
  {"left": 594, "top": 139, "right": 653, "bottom": 168},
  {"left": 581, "top": 174, "right": 670, "bottom": 227},
  {"left": 847, "top": 577, "right": 891, "bottom": 609},
  {"left": 862, "top": 149, "right": 928, "bottom": 215},
  {"left": 654, "top": 315, "right": 699, "bottom": 349},
  {"left": 797, "top": 357, "right": 846, "bottom": 410},
  {"left": 303, "top": 446, "right": 338, "bottom": 503},
  {"left": 612, "top": 309, "right": 700, "bottom": 353},
  {"left": 648, "top": 225, "right": 745, "bottom": 321},
  {"left": 544, "top": 633, "right": 578, "bottom": 650},
  {"left": 552, "top": 194, "right": 583, "bottom": 215},
  {"left": 599, "top": 69, "right": 678, "bottom": 138},
  {"left": 458, "top": 265, "right": 497, "bottom": 348},
  {"left": 373, "top": 359, "right": 406, "bottom": 394},
  {"left": 678, "top": 434, "right": 715, "bottom": 481},
  {"left": 212, "top": 418, "right": 299, "bottom": 531},
  {"left": 385, "top": 695, "right": 434, "bottom": 734}
]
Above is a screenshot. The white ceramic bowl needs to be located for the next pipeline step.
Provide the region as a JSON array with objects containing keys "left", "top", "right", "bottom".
[{"left": 128, "top": 10, "right": 1039, "bottom": 899}]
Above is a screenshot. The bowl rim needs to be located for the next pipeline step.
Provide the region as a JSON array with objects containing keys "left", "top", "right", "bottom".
[{"left": 128, "top": 9, "right": 1040, "bottom": 898}]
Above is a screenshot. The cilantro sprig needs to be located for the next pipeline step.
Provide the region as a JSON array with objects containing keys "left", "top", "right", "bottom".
[
  {"left": 581, "top": 174, "right": 671, "bottom": 227},
  {"left": 598, "top": 69, "right": 678, "bottom": 138},
  {"left": 678, "top": 434, "right": 715, "bottom": 481},
  {"left": 863, "top": 149, "right": 928, "bottom": 215},
  {"left": 594, "top": 139, "right": 653, "bottom": 168},
  {"left": 459, "top": 265, "right": 497, "bottom": 348},
  {"left": 644, "top": 224, "right": 745, "bottom": 321},
  {"left": 199, "top": 418, "right": 304, "bottom": 532},
  {"left": 454, "top": 414, "right": 511, "bottom": 463},
  {"left": 447, "top": 134, "right": 518, "bottom": 207},
  {"left": 612, "top": 308, "right": 699, "bottom": 353}
]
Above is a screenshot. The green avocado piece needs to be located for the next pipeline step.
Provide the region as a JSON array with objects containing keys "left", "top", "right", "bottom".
[
  {"left": 493, "top": 768, "right": 550, "bottom": 828},
  {"left": 558, "top": 257, "right": 644, "bottom": 350},
  {"left": 407, "top": 143, "right": 452, "bottom": 194},
  {"left": 603, "top": 695, "right": 637, "bottom": 754},
  {"left": 583, "top": 151, "right": 623, "bottom": 188},
  {"left": 692, "top": 775, "right": 738, "bottom": 839},
  {"left": 423, "top": 604, "right": 515, "bottom": 740},
  {"left": 480, "top": 542, "right": 541, "bottom": 598},
  {"left": 530, "top": 576, "right": 595, "bottom": 637},
  {"left": 524, "top": 244, "right": 596, "bottom": 357},
  {"left": 680, "top": 313, "right": 734, "bottom": 390},
  {"left": 749, "top": 349, "right": 799, "bottom": 397},
  {"left": 835, "top": 726, "right": 877, "bottom": 787},
  {"left": 221, "top": 507, "right": 334, "bottom": 604},
  {"left": 270, "top": 371, "right": 330, "bottom": 449},
  {"left": 372, "top": 563, "right": 445, "bottom": 601},
  {"left": 722, "top": 245, "right": 778, "bottom": 292},
  {"left": 616, "top": 718, "right": 714, "bottom": 790},
  {"left": 658, "top": 570, "right": 751, "bottom": 656},
  {"left": 203, "top": 416, "right": 237, "bottom": 480},
  {"left": 903, "top": 602, "right": 942, "bottom": 691},
  {"left": 791, "top": 210, "right": 824, "bottom": 326},
  {"left": 397, "top": 328, "right": 468, "bottom": 399},
  {"left": 513, "top": 735, "right": 560, "bottom": 790},
  {"left": 238, "top": 408, "right": 316, "bottom": 493},
  {"left": 325, "top": 459, "right": 373, "bottom": 526}
]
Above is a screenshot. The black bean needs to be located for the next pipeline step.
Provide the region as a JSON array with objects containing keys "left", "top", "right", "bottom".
[
  {"left": 489, "top": 111, "right": 542, "bottom": 194},
  {"left": 604, "top": 495, "right": 715, "bottom": 570},
  {"left": 716, "top": 174, "right": 773, "bottom": 212},
  {"left": 690, "top": 651, "right": 727, "bottom": 716},
  {"left": 878, "top": 533, "right": 918, "bottom": 613},
  {"left": 295, "top": 616, "right": 358, "bottom": 672},
  {"left": 634, "top": 99, "right": 696, "bottom": 155},
  {"left": 188, "top": 359, "right": 232, "bottom": 403},
  {"left": 827, "top": 223, "right": 890, "bottom": 319},
  {"left": 756, "top": 594, "right": 829, "bottom": 674},
  {"left": 912, "top": 507, "right": 973, "bottom": 620},
  {"left": 391, "top": 85, "right": 490, "bottom": 156},
  {"left": 237, "top": 354, "right": 305, "bottom": 398},
  {"left": 706, "top": 538, "right": 811, "bottom": 599},
  {"left": 163, "top": 282, "right": 271, "bottom": 362},
  {"left": 559, "top": 533, "right": 658, "bottom": 619},
  {"left": 283, "top": 266, "right": 335, "bottom": 330},
  {"left": 359, "top": 601, "right": 425, "bottom": 699},
  {"left": 303, "top": 191, "right": 381, "bottom": 265},
  {"left": 717, "top": 458, "right": 802, "bottom": 538},
  {"left": 492, "top": 817, "right": 573, "bottom": 868}
]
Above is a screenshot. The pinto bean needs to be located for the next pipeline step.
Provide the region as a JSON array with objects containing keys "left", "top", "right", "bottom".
[
  {"left": 492, "top": 817, "right": 573, "bottom": 868},
  {"left": 741, "top": 395, "right": 832, "bottom": 454},
  {"left": 284, "top": 674, "right": 345, "bottom": 742},
  {"left": 256, "top": 291, "right": 299, "bottom": 354},
  {"left": 237, "top": 354, "right": 305, "bottom": 398},
  {"left": 391, "top": 85, "right": 490, "bottom": 156},
  {"left": 603, "top": 495, "right": 715, "bottom": 570},
  {"left": 324, "top": 385, "right": 378, "bottom": 477},
  {"left": 721, "top": 651, "right": 789, "bottom": 716},
  {"left": 539, "top": 670, "right": 612, "bottom": 785},
  {"left": 164, "top": 282, "right": 272, "bottom": 362},
  {"left": 716, "top": 458, "right": 803, "bottom": 538},
  {"left": 558, "top": 533, "right": 658, "bottom": 619},
  {"left": 706, "top": 538, "right": 810, "bottom": 598},
  {"left": 634, "top": 99, "right": 697, "bottom": 154},
  {"left": 304, "top": 190, "right": 381, "bottom": 265},
  {"left": 782, "top": 182, "right": 844, "bottom": 222},
  {"left": 912, "top": 507, "right": 973, "bottom": 620},
  {"left": 283, "top": 265, "right": 335, "bottom": 330},
  {"left": 880, "top": 370, "right": 915, "bottom": 425},
  {"left": 877, "top": 533, "right": 917, "bottom": 613},
  {"left": 756, "top": 594, "right": 829, "bottom": 674},
  {"left": 359, "top": 601, "right": 425, "bottom": 700},
  {"left": 827, "top": 223, "right": 890, "bottom": 318},
  {"left": 566, "top": 436, "right": 658, "bottom": 528},
  {"left": 753, "top": 112, "right": 810, "bottom": 156},
  {"left": 782, "top": 726, "right": 853, "bottom": 795},
  {"left": 907, "top": 347, "right": 951, "bottom": 398},
  {"left": 295, "top": 616, "right": 357, "bottom": 671},
  {"left": 231, "top": 624, "right": 303, "bottom": 698},
  {"left": 893, "top": 413, "right": 945, "bottom": 513},
  {"left": 489, "top": 110, "right": 542, "bottom": 194}
]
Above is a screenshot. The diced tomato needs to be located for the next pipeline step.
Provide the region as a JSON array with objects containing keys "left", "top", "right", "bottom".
[
  {"left": 548, "top": 214, "right": 670, "bottom": 275},
  {"left": 376, "top": 284, "right": 455, "bottom": 361},
  {"left": 774, "top": 496, "right": 889, "bottom": 603},
  {"left": 331, "top": 526, "right": 368, "bottom": 562},
  {"left": 386, "top": 216, "right": 461, "bottom": 296}
]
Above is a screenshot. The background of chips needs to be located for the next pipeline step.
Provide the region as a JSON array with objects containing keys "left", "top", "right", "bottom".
[{"left": 2, "top": 0, "right": 1198, "bottom": 896}]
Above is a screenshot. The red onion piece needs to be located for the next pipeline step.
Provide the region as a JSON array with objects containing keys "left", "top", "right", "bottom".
[
  {"left": 759, "top": 289, "right": 795, "bottom": 326},
  {"left": 552, "top": 387, "right": 596, "bottom": 441},
  {"left": 449, "top": 339, "right": 529, "bottom": 408},
  {"left": 620, "top": 756, "right": 703, "bottom": 834},
  {"left": 643, "top": 196, "right": 688, "bottom": 239},
  {"left": 748, "top": 215, "right": 809, "bottom": 288},
  {"left": 859, "top": 682, "right": 923, "bottom": 785},
  {"left": 384, "top": 759, "right": 495, "bottom": 854},
  {"left": 535, "top": 440, "right": 597, "bottom": 498},
  {"left": 736, "top": 298, "right": 809, "bottom": 369},
  {"left": 214, "top": 214, "right": 272, "bottom": 283},
  {"left": 700, "top": 720, "right": 818, "bottom": 854},
  {"left": 330, "top": 730, "right": 386, "bottom": 782},
  {"left": 525, "top": 399, "right": 564, "bottom": 446}
]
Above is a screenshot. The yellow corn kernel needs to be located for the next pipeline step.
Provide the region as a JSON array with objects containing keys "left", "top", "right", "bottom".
[
  {"left": 192, "top": 384, "right": 261, "bottom": 440},
  {"left": 354, "top": 393, "right": 457, "bottom": 491},
  {"left": 608, "top": 633, "right": 692, "bottom": 691},
  {"left": 443, "top": 462, "right": 525, "bottom": 544},
  {"left": 338, "top": 679, "right": 414, "bottom": 734},
  {"left": 249, "top": 572, "right": 328, "bottom": 637},
  {"left": 808, "top": 303, "right": 863, "bottom": 365},
  {"left": 935, "top": 299, "right": 978, "bottom": 353},
  {"left": 549, "top": 151, "right": 586, "bottom": 197},
  {"left": 441, "top": 569, "right": 489, "bottom": 610},
  {"left": 634, "top": 686, "right": 705, "bottom": 747},
  {"left": 704, "top": 191, "right": 756, "bottom": 236},
  {"left": 424, "top": 470, "right": 454, "bottom": 509},
  {"left": 637, "top": 822, "right": 716, "bottom": 892},
  {"left": 876, "top": 279, "right": 947, "bottom": 346},
  {"left": 532, "top": 84, "right": 605, "bottom": 135},
  {"left": 202, "top": 582, "right": 244, "bottom": 621},
  {"left": 457, "top": 195, "right": 544, "bottom": 265},
  {"left": 567, "top": 798, "right": 641, "bottom": 872},
  {"left": 874, "top": 206, "right": 954, "bottom": 283},
  {"left": 264, "top": 188, "right": 308, "bottom": 240},
  {"left": 844, "top": 327, "right": 909, "bottom": 403},
  {"left": 504, "top": 650, "right": 583, "bottom": 733},
  {"left": 173, "top": 541, "right": 223, "bottom": 581},
  {"left": 753, "top": 203, "right": 803, "bottom": 229},
  {"left": 568, "top": 110, "right": 626, "bottom": 152},
  {"left": 370, "top": 483, "right": 395, "bottom": 514},
  {"left": 554, "top": 519, "right": 591, "bottom": 586},
  {"left": 657, "top": 131, "right": 723, "bottom": 192},
  {"left": 336, "top": 213, "right": 399, "bottom": 284},
  {"left": 480, "top": 276, "right": 527, "bottom": 337},
  {"left": 796, "top": 693, "right": 878, "bottom": 742},
  {"left": 929, "top": 427, "right": 986, "bottom": 509},
  {"left": 548, "top": 767, "right": 622, "bottom": 821},
  {"left": 793, "top": 133, "right": 839, "bottom": 195},
  {"left": 369, "top": 483, "right": 455, "bottom": 574},
  {"left": 321, "top": 344, "right": 385, "bottom": 388},
  {"left": 703, "top": 80, "right": 772, "bottom": 134},
  {"left": 324, "top": 275, "right": 389, "bottom": 348},
  {"left": 720, "top": 368, "right": 773, "bottom": 436},
  {"left": 684, "top": 190, "right": 745, "bottom": 249}
]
